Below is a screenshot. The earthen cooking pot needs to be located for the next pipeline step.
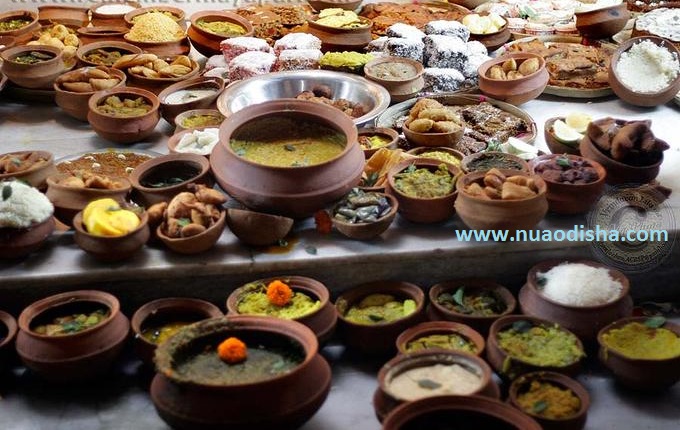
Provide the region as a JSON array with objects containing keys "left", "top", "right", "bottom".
[
  {"left": 331, "top": 191, "right": 398, "bottom": 240},
  {"left": 158, "top": 76, "right": 225, "bottom": 125},
  {"left": 123, "top": 55, "right": 200, "bottom": 95},
  {"left": 75, "top": 41, "right": 141, "bottom": 68},
  {"left": 124, "top": 6, "right": 187, "bottom": 30},
  {"left": 544, "top": 117, "right": 581, "bottom": 156},
  {"left": 37, "top": 5, "right": 89, "bottom": 28},
  {"left": 225, "top": 208, "right": 294, "bottom": 246},
  {"left": 0, "top": 310, "right": 18, "bottom": 371},
  {"left": 187, "top": 11, "right": 254, "bottom": 57},
  {"left": 226, "top": 275, "right": 337, "bottom": 344},
  {"left": 395, "top": 320, "right": 486, "bottom": 356},
  {"left": 150, "top": 316, "right": 331, "bottom": 430},
  {"left": 0, "top": 45, "right": 66, "bottom": 89},
  {"left": 76, "top": 27, "right": 131, "bottom": 46},
  {"left": 576, "top": 4, "right": 630, "bottom": 40},
  {"left": 54, "top": 66, "right": 127, "bottom": 121},
  {"left": 0, "top": 150, "right": 57, "bottom": 190},
  {"left": 73, "top": 209, "right": 150, "bottom": 261},
  {"left": 212, "top": 99, "right": 364, "bottom": 218},
  {"left": 15, "top": 290, "right": 130, "bottom": 383},
  {"left": 0, "top": 10, "right": 40, "bottom": 43},
  {"left": 90, "top": 1, "right": 141, "bottom": 27},
  {"left": 0, "top": 216, "right": 55, "bottom": 260},
  {"left": 157, "top": 209, "right": 225, "bottom": 254},
  {"left": 478, "top": 53, "right": 549, "bottom": 105},
  {"left": 306, "top": 14, "right": 372, "bottom": 52}
]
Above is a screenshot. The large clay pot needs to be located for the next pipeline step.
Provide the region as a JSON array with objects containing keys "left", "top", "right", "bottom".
[
  {"left": 0, "top": 45, "right": 66, "bottom": 89},
  {"left": 0, "top": 150, "right": 57, "bottom": 190},
  {"left": 150, "top": 316, "right": 331, "bottom": 430},
  {"left": 0, "top": 216, "right": 55, "bottom": 260}
]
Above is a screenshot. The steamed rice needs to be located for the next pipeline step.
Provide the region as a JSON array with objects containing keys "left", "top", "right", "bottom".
[{"left": 537, "top": 263, "right": 623, "bottom": 306}]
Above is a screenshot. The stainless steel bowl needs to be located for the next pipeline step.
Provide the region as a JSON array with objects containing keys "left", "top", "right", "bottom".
[{"left": 216, "top": 70, "right": 391, "bottom": 126}]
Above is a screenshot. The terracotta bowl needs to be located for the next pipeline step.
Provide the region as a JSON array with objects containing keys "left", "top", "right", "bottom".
[
  {"left": 124, "top": 6, "right": 187, "bottom": 30},
  {"left": 73, "top": 209, "right": 150, "bottom": 261},
  {"left": 226, "top": 276, "right": 337, "bottom": 343},
  {"left": 478, "top": 53, "right": 549, "bottom": 105},
  {"left": 544, "top": 117, "right": 581, "bottom": 156},
  {"left": 306, "top": 14, "right": 373, "bottom": 52},
  {"left": 608, "top": 36, "right": 680, "bottom": 107},
  {"left": 157, "top": 209, "right": 226, "bottom": 254},
  {"left": 0, "top": 35, "right": 16, "bottom": 52},
  {"left": 15, "top": 290, "right": 130, "bottom": 383},
  {"left": 402, "top": 121, "right": 464, "bottom": 148},
  {"left": 123, "top": 35, "right": 191, "bottom": 57},
  {"left": 487, "top": 315, "right": 585, "bottom": 379},
  {"left": 76, "top": 27, "right": 130, "bottom": 45},
  {"left": 307, "top": 0, "right": 364, "bottom": 11},
  {"left": 0, "top": 10, "right": 40, "bottom": 43},
  {"left": 174, "top": 108, "right": 225, "bottom": 133},
  {"left": 37, "top": 5, "right": 89, "bottom": 28},
  {"left": 213, "top": 99, "right": 364, "bottom": 218},
  {"left": 387, "top": 159, "right": 460, "bottom": 224},
  {"left": 225, "top": 208, "right": 294, "bottom": 247},
  {"left": 0, "top": 310, "right": 18, "bottom": 371},
  {"left": 395, "top": 321, "right": 485, "bottom": 356},
  {"left": 188, "top": 11, "right": 254, "bottom": 57},
  {"left": 0, "top": 150, "right": 56, "bottom": 190},
  {"left": 469, "top": 18, "right": 512, "bottom": 52},
  {"left": 129, "top": 153, "right": 214, "bottom": 207},
  {"left": 406, "top": 146, "right": 464, "bottom": 171},
  {"left": 598, "top": 317, "right": 680, "bottom": 391},
  {"left": 131, "top": 297, "right": 223, "bottom": 367},
  {"left": 90, "top": 1, "right": 141, "bottom": 27},
  {"left": 332, "top": 191, "right": 398, "bottom": 240},
  {"left": 520, "top": 259, "right": 632, "bottom": 343},
  {"left": 508, "top": 371, "right": 590, "bottom": 430},
  {"left": 46, "top": 173, "right": 132, "bottom": 227},
  {"left": 335, "top": 280, "right": 426, "bottom": 356},
  {"left": 530, "top": 153, "right": 606, "bottom": 214},
  {"left": 75, "top": 41, "right": 141, "bottom": 68},
  {"left": 427, "top": 279, "right": 517, "bottom": 336},
  {"left": 151, "top": 316, "right": 331, "bottom": 430},
  {"left": 579, "top": 134, "right": 663, "bottom": 185},
  {"left": 364, "top": 56, "right": 425, "bottom": 103},
  {"left": 358, "top": 127, "right": 399, "bottom": 159},
  {"left": 461, "top": 151, "right": 530, "bottom": 173},
  {"left": 87, "top": 86, "right": 161, "bottom": 144},
  {"left": 374, "top": 350, "right": 500, "bottom": 422},
  {"left": 0, "top": 45, "right": 65, "bottom": 89},
  {"left": 158, "top": 76, "right": 225, "bottom": 125},
  {"left": 166, "top": 126, "right": 219, "bottom": 157},
  {"left": 575, "top": 4, "right": 630, "bottom": 40},
  {"left": 382, "top": 395, "right": 542, "bottom": 430},
  {"left": 455, "top": 169, "right": 548, "bottom": 233},
  {"left": 123, "top": 55, "right": 200, "bottom": 95},
  {"left": 0, "top": 216, "right": 55, "bottom": 260},
  {"left": 54, "top": 66, "right": 127, "bottom": 121}
]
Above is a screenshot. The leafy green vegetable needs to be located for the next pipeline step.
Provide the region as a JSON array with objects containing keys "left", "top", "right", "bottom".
[
  {"left": 368, "top": 314, "right": 384, "bottom": 322},
  {"left": 417, "top": 378, "right": 442, "bottom": 390},
  {"left": 2, "top": 185, "right": 12, "bottom": 201},
  {"left": 556, "top": 157, "right": 571, "bottom": 168},
  {"left": 644, "top": 316, "right": 666, "bottom": 329},
  {"left": 284, "top": 144, "right": 296, "bottom": 152},
  {"left": 453, "top": 287, "right": 465, "bottom": 307},
  {"left": 405, "top": 164, "right": 417, "bottom": 173},
  {"left": 512, "top": 320, "right": 533, "bottom": 333},
  {"left": 177, "top": 218, "right": 191, "bottom": 227},
  {"left": 532, "top": 400, "right": 548, "bottom": 414}
]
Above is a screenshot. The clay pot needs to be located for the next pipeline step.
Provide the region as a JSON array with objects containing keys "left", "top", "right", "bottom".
[
  {"left": 174, "top": 109, "right": 224, "bottom": 133},
  {"left": 158, "top": 76, "right": 225, "bottom": 125},
  {"left": 37, "top": 5, "right": 89, "bottom": 28},
  {"left": 150, "top": 316, "right": 332, "bottom": 430},
  {"left": 608, "top": 36, "right": 680, "bottom": 107},
  {"left": 123, "top": 55, "right": 200, "bottom": 95},
  {"left": 0, "top": 310, "right": 18, "bottom": 371},
  {"left": 73, "top": 209, "right": 150, "bottom": 261},
  {"left": 75, "top": 41, "right": 141, "bottom": 68},
  {"left": 131, "top": 297, "right": 223, "bottom": 367},
  {"left": 395, "top": 321, "right": 485, "bottom": 356},
  {"left": 576, "top": 4, "right": 629, "bottom": 40},
  {"left": 15, "top": 290, "right": 130, "bottom": 383},
  {"left": 129, "top": 153, "right": 214, "bottom": 207},
  {"left": 530, "top": 154, "right": 606, "bottom": 214},
  {"left": 478, "top": 53, "right": 549, "bottom": 105},
  {"left": 124, "top": 35, "right": 191, "bottom": 57},
  {"left": 0, "top": 35, "right": 16, "bottom": 53},
  {"left": 469, "top": 17, "right": 512, "bottom": 52},
  {"left": 90, "top": 2, "right": 141, "bottom": 27},
  {"left": 166, "top": 126, "right": 219, "bottom": 157},
  {"left": 332, "top": 191, "right": 398, "bottom": 240},
  {"left": 0, "top": 150, "right": 56, "bottom": 190},
  {"left": 364, "top": 56, "right": 425, "bottom": 103},
  {"left": 76, "top": 27, "right": 130, "bottom": 46},
  {"left": 0, "top": 10, "right": 40, "bottom": 43},
  {"left": 406, "top": 147, "right": 465, "bottom": 171},
  {"left": 225, "top": 208, "right": 294, "bottom": 247},
  {"left": 427, "top": 279, "right": 516, "bottom": 336},
  {"left": 335, "top": 281, "right": 426, "bottom": 356},
  {"left": 187, "top": 11, "right": 254, "bottom": 57},
  {"left": 0, "top": 216, "right": 55, "bottom": 260},
  {"left": 598, "top": 317, "right": 680, "bottom": 391},
  {"left": 0, "top": 45, "right": 65, "bottom": 89},
  {"left": 307, "top": 0, "right": 364, "bottom": 12},
  {"left": 382, "top": 395, "right": 542, "bottom": 430},
  {"left": 358, "top": 127, "right": 399, "bottom": 159},
  {"left": 402, "top": 121, "right": 464, "bottom": 148},
  {"left": 544, "top": 117, "right": 581, "bottom": 156},
  {"left": 461, "top": 151, "right": 530, "bottom": 173},
  {"left": 387, "top": 159, "right": 460, "bottom": 224},
  {"left": 226, "top": 276, "right": 337, "bottom": 343},
  {"left": 212, "top": 99, "right": 364, "bottom": 218},
  {"left": 87, "top": 86, "right": 161, "bottom": 144},
  {"left": 508, "top": 371, "right": 590, "bottom": 430},
  {"left": 487, "top": 315, "right": 585, "bottom": 379},
  {"left": 124, "top": 6, "right": 186, "bottom": 30},
  {"left": 579, "top": 134, "right": 662, "bottom": 185},
  {"left": 306, "top": 14, "right": 373, "bottom": 52},
  {"left": 157, "top": 210, "right": 226, "bottom": 254},
  {"left": 54, "top": 66, "right": 127, "bottom": 121}
]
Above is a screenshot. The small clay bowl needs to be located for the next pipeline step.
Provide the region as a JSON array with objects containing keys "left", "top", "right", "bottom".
[
  {"left": 331, "top": 191, "right": 398, "bottom": 240},
  {"left": 598, "top": 317, "right": 680, "bottom": 391},
  {"left": 129, "top": 153, "right": 214, "bottom": 207},
  {"left": 76, "top": 27, "right": 130, "bottom": 45},
  {"left": 364, "top": 56, "right": 425, "bottom": 103},
  {"left": 382, "top": 395, "right": 542, "bottom": 430},
  {"left": 174, "top": 108, "right": 224, "bottom": 133},
  {"left": 335, "top": 280, "right": 426, "bottom": 356},
  {"left": 124, "top": 6, "right": 187, "bottom": 30},
  {"left": 37, "top": 5, "right": 89, "bottom": 28},
  {"left": 461, "top": 151, "right": 530, "bottom": 173},
  {"left": 406, "top": 146, "right": 464, "bottom": 171},
  {"left": 307, "top": 0, "right": 364, "bottom": 12},
  {"left": 358, "top": 127, "right": 399, "bottom": 159},
  {"left": 0, "top": 35, "right": 16, "bottom": 52},
  {"left": 123, "top": 55, "right": 201, "bottom": 95},
  {"left": 73, "top": 209, "right": 150, "bottom": 261},
  {"left": 226, "top": 276, "right": 337, "bottom": 344},
  {"left": 395, "top": 321, "right": 485, "bottom": 356},
  {"left": 0, "top": 150, "right": 56, "bottom": 190},
  {"left": 508, "top": 371, "right": 590, "bottom": 430},
  {"left": 608, "top": 36, "right": 680, "bottom": 107},
  {"left": 487, "top": 315, "right": 585, "bottom": 379},
  {"left": 45, "top": 172, "right": 132, "bottom": 227},
  {"left": 157, "top": 209, "right": 226, "bottom": 254},
  {"left": 225, "top": 208, "right": 294, "bottom": 246},
  {"left": 306, "top": 14, "right": 373, "bottom": 52},
  {"left": 90, "top": 1, "right": 141, "bottom": 27},
  {"left": 131, "top": 297, "right": 223, "bottom": 366},
  {"left": 87, "top": 86, "right": 161, "bottom": 144},
  {"left": 0, "top": 216, "right": 55, "bottom": 260},
  {"left": 123, "top": 35, "right": 191, "bottom": 57},
  {"left": 387, "top": 159, "right": 460, "bottom": 224},
  {"left": 167, "top": 126, "right": 220, "bottom": 157},
  {"left": 544, "top": 117, "right": 581, "bottom": 156},
  {"left": 54, "top": 66, "right": 127, "bottom": 121},
  {"left": 478, "top": 53, "right": 549, "bottom": 105},
  {"left": 0, "top": 310, "right": 18, "bottom": 371},
  {"left": 427, "top": 279, "right": 516, "bottom": 336},
  {"left": 158, "top": 76, "right": 225, "bottom": 125},
  {"left": 468, "top": 16, "right": 512, "bottom": 52},
  {"left": 0, "top": 45, "right": 65, "bottom": 89},
  {"left": 0, "top": 10, "right": 40, "bottom": 43},
  {"left": 576, "top": 3, "right": 630, "bottom": 40},
  {"left": 402, "top": 121, "right": 464, "bottom": 148},
  {"left": 374, "top": 350, "right": 500, "bottom": 422},
  {"left": 15, "top": 290, "right": 130, "bottom": 383},
  {"left": 187, "top": 11, "right": 254, "bottom": 57},
  {"left": 75, "top": 41, "right": 142, "bottom": 68}
]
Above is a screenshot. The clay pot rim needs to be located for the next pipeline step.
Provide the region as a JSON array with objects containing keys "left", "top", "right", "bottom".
[
  {"left": 188, "top": 10, "right": 254, "bottom": 40},
  {"left": 167, "top": 126, "right": 220, "bottom": 155},
  {"left": 46, "top": 172, "right": 131, "bottom": 193},
  {"left": 407, "top": 146, "right": 465, "bottom": 160},
  {"left": 126, "top": 56, "right": 200, "bottom": 83},
  {"left": 0, "top": 150, "right": 54, "bottom": 179},
  {"left": 508, "top": 370, "right": 590, "bottom": 421},
  {"left": 124, "top": 5, "right": 186, "bottom": 27},
  {"left": 461, "top": 151, "right": 531, "bottom": 173},
  {"left": 597, "top": 316, "right": 680, "bottom": 363},
  {"left": 331, "top": 191, "right": 399, "bottom": 227},
  {"left": 428, "top": 280, "right": 517, "bottom": 321},
  {"left": 364, "top": 56, "right": 424, "bottom": 85},
  {"left": 129, "top": 153, "right": 211, "bottom": 193},
  {"left": 75, "top": 40, "right": 140, "bottom": 67},
  {"left": 0, "top": 10, "right": 39, "bottom": 36},
  {"left": 53, "top": 66, "right": 127, "bottom": 94},
  {"left": 387, "top": 159, "right": 460, "bottom": 201},
  {"left": 402, "top": 121, "right": 464, "bottom": 143},
  {"left": 457, "top": 169, "right": 547, "bottom": 204},
  {"left": 529, "top": 153, "right": 607, "bottom": 187},
  {"left": 0, "top": 310, "right": 18, "bottom": 349},
  {"left": 174, "top": 108, "right": 224, "bottom": 131},
  {"left": 307, "top": 14, "right": 373, "bottom": 33},
  {"left": 357, "top": 126, "right": 400, "bottom": 149},
  {"left": 581, "top": 134, "right": 664, "bottom": 170},
  {"left": 0, "top": 44, "right": 62, "bottom": 67},
  {"left": 90, "top": 2, "right": 141, "bottom": 18},
  {"left": 469, "top": 13, "right": 509, "bottom": 38},
  {"left": 158, "top": 75, "right": 225, "bottom": 105},
  {"left": 87, "top": 86, "right": 160, "bottom": 119},
  {"left": 17, "top": 290, "right": 121, "bottom": 340},
  {"left": 478, "top": 52, "right": 546, "bottom": 83},
  {"left": 544, "top": 116, "right": 581, "bottom": 151},
  {"left": 156, "top": 209, "right": 226, "bottom": 244},
  {"left": 72, "top": 209, "right": 149, "bottom": 240},
  {"left": 575, "top": 3, "right": 628, "bottom": 19},
  {"left": 395, "top": 320, "right": 486, "bottom": 355}
]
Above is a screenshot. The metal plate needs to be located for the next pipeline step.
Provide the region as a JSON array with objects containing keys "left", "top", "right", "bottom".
[{"left": 56, "top": 148, "right": 162, "bottom": 163}]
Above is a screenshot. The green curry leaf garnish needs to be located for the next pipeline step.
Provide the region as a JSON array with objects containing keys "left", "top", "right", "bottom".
[
  {"left": 453, "top": 287, "right": 465, "bottom": 307},
  {"left": 512, "top": 320, "right": 533, "bottom": 333},
  {"left": 644, "top": 316, "right": 666, "bottom": 329},
  {"left": 417, "top": 378, "right": 442, "bottom": 390},
  {"left": 532, "top": 400, "right": 548, "bottom": 414}
]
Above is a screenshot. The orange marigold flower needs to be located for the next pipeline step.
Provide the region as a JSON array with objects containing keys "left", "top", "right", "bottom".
[
  {"left": 314, "top": 210, "right": 332, "bottom": 234},
  {"left": 218, "top": 337, "right": 247, "bottom": 364},
  {"left": 266, "top": 279, "right": 293, "bottom": 307}
]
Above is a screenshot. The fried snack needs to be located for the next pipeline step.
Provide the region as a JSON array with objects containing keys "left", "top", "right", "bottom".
[
  {"left": 407, "top": 118, "right": 435, "bottom": 133},
  {"left": 488, "top": 65, "right": 505, "bottom": 80},
  {"left": 501, "top": 181, "right": 537, "bottom": 200},
  {"left": 112, "top": 53, "right": 159, "bottom": 69},
  {"left": 409, "top": 98, "right": 444, "bottom": 120},
  {"left": 363, "top": 148, "right": 414, "bottom": 188},
  {"left": 501, "top": 58, "right": 517, "bottom": 73},
  {"left": 518, "top": 57, "right": 539, "bottom": 75},
  {"left": 58, "top": 67, "right": 123, "bottom": 94},
  {"left": 418, "top": 107, "right": 458, "bottom": 122},
  {"left": 432, "top": 121, "right": 461, "bottom": 133},
  {"left": 115, "top": 53, "right": 195, "bottom": 79}
]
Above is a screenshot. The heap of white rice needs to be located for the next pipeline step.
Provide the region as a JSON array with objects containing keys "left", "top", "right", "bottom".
[
  {"left": 0, "top": 181, "right": 53, "bottom": 229},
  {"left": 538, "top": 263, "right": 623, "bottom": 306}
]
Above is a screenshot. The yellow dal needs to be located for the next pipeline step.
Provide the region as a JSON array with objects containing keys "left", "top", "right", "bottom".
[{"left": 602, "top": 322, "right": 680, "bottom": 360}]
